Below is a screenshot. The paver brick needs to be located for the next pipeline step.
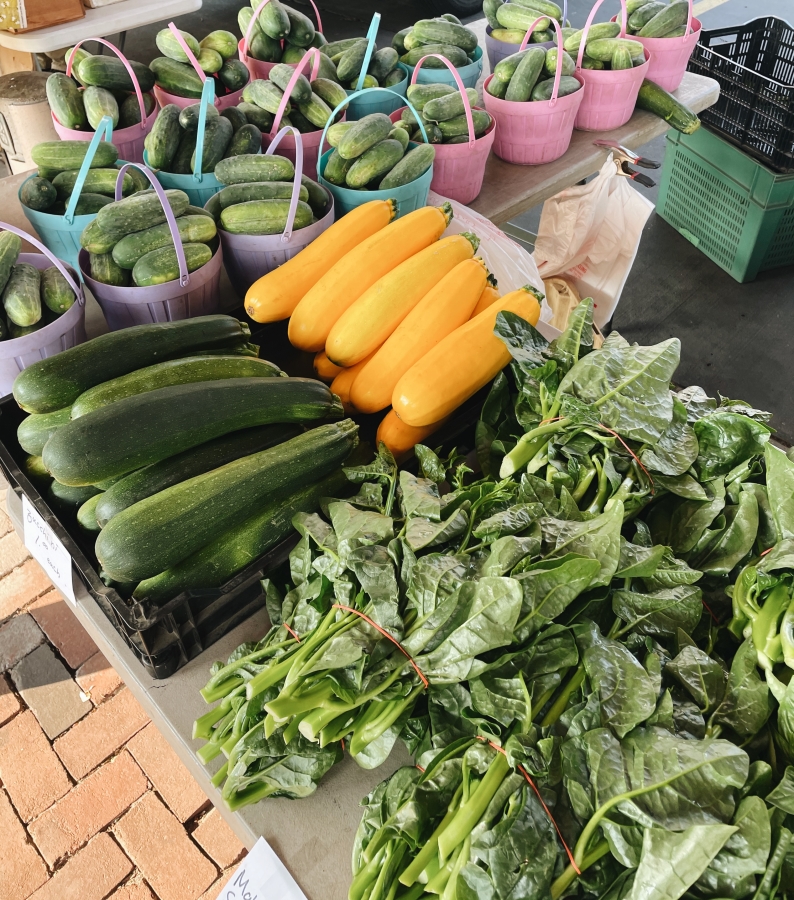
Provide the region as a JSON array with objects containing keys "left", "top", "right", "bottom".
[
  {"left": 28, "top": 750, "right": 147, "bottom": 866},
  {"left": 28, "top": 832, "right": 134, "bottom": 900},
  {"left": 29, "top": 589, "right": 98, "bottom": 669},
  {"left": 114, "top": 792, "right": 218, "bottom": 900},
  {"left": 0, "top": 788, "right": 48, "bottom": 900},
  {"left": 54, "top": 688, "right": 149, "bottom": 780},
  {"left": 127, "top": 723, "right": 208, "bottom": 823},
  {"left": 0, "top": 612, "right": 43, "bottom": 672},
  {"left": 107, "top": 880, "right": 157, "bottom": 900},
  {"left": 192, "top": 809, "right": 245, "bottom": 870},
  {"left": 11, "top": 643, "right": 89, "bottom": 738},
  {"left": 0, "top": 672, "right": 20, "bottom": 725},
  {"left": 0, "top": 709, "right": 70, "bottom": 821},
  {"left": 0, "top": 530, "right": 29, "bottom": 578},
  {"left": 0, "top": 558, "right": 53, "bottom": 622},
  {"left": 0, "top": 500, "right": 13, "bottom": 537},
  {"left": 76, "top": 651, "right": 122, "bottom": 704},
  {"left": 198, "top": 871, "right": 236, "bottom": 900}
]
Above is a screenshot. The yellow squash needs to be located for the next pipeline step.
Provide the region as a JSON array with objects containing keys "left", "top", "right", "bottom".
[
  {"left": 313, "top": 351, "right": 343, "bottom": 383},
  {"left": 245, "top": 199, "right": 395, "bottom": 323},
  {"left": 288, "top": 203, "right": 453, "bottom": 352},
  {"left": 329, "top": 351, "right": 378, "bottom": 415},
  {"left": 376, "top": 410, "right": 448, "bottom": 463},
  {"left": 350, "top": 257, "right": 488, "bottom": 414},
  {"left": 326, "top": 233, "right": 480, "bottom": 368},
  {"left": 392, "top": 287, "right": 542, "bottom": 427},
  {"left": 471, "top": 279, "right": 500, "bottom": 317}
]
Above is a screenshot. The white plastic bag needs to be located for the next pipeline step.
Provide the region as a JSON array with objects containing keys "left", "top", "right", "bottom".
[{"left": 532, "top": 155, "right": 653, "bottom": 329}]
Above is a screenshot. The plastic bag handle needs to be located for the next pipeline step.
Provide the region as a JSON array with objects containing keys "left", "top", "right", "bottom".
[
  {"left": 63, "top": 115, "right": 114, "bottom": 224},
  {"left": 115, "top": 164, "right": 190, "bottom": 287},
  {"left": 167, "top": 22, "right": 207, "bottom": 83},
  {"left": 576, "top": 0, "right": 628, "bottom": 70},
  {"left": 411, "top": 54, "right": 475, "bottom": 147},
  {"left": 68, "top": 38, "right": 148, "bottom": 132},
  {"left": 0, "top": 222, "right": 83, "bottom": 305},
  {"left": 355, "top": 12, "right": 381, "bottom": 93},
  {"left": 192, "top": 78, "right": 217, "bottom": 182},
  {"left": 519, "top": 18, "right": 567, "bottom": 106},
  {"left": 265, "top": 126, "right": 304, "bottom": 242},
  {"left": 270, "top": 46, "right": 323, "bottom": 134},
  {"left": 242, "top": 0, "right": 273, "bottom": 62}
]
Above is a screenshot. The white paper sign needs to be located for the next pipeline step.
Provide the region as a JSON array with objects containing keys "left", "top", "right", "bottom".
[
  {"left": 216, "top": 837, "right": 307, "bottom": 900},
  {"left": 22, "top": 495, "right": 75, "bottom": 604}
]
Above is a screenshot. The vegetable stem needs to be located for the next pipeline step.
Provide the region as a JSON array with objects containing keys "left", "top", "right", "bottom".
[
  {"left": 541, "top": 664, "right": 585, "bottom": 728},
  {"left": 550, "top": 840, "right": 610, "bottom": 899}
]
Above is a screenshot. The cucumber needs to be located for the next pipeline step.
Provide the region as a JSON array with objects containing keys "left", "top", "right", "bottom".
[
  {"left": 48, "top": 480, "right": 101, "bottom": 515},
  {"left": 23, "top": 455, "right": 52, "bottom": 488},
  {"left": 490, "top": 28, "right": 525, "bottom": 44},
  {"left": 125, "top": 165, "right": 150, "bottom": 194},
  {"left": 281, "top": 44, "right": 307, "bottom": 63},
  {"left": 436, "top": 110, "right": 491, "bottom": 138},
  {"left": 531, "top": 75, "right": 582, "bottom": 101},
  {"left": 224, "top": 123, "right": 262, "bottom": 157},
  {"left": 41, "top": 266, "right": 76, "bottom": 314},
  {"left": 495, "top": 5, "right": 551, "bottom": 34},
  {"left": 639, "top": 0, "right": 689, "bottom": 37},
  {"left": 531, "top": 30, "right": 553, "bottom": 43},
  {"left": 14, "top": 315, "right": 254, "bottom": 414},
  {"left": 545, "top": 48, "right": 576, "bottom": 77},
  {"left": 145, "top": 104, "right": 182, "bottom": 170},
  {"left": 80, "top": 219, "right": 121, "bottom": 254},
  {"left": 112, "top": 216, "right": 217, "bottom": 269},
  {"left": 72, "top": 193, "right": 113, "bottom": 214},
  {"left": 327, "top": 120, "right": 355, "bottom": 147},
  {"left": 406, "top": 83, "right": 455, "bottom": 110},
  {"left": 66, "top": 46, "right": 92, "bottom": 87},
  {"left": 77, "top": 57, "right": 155, "bottom": 94},
  {"left": 282, "top": 3, "right": 315, "bottom": 47},
  {"left": 627, "top": 0, "right": 652, "bottom": 11},
  {"left": 301, "top": 175, "right": 329, "bottom": 219},
  {"left": 238, "top": 8, "right": 282, "bottom": 62},
  {"left": 390, "top": 125, "right": 410, "bottom": 151},
  {"left": 351, "top": 75, "right": 378, "bottom": 90},
  {"left": 486, "top": 76, "right": 509, "bottom": 99},
  {"left": 132, "top": 243, "right": 212, "bottom": 287},
  {"left": 379, "top": 143, "right": 434, "bottom": 189},
  {"left": 337, "top": 40, "right": 369, "bottom": 83},
  {"left": 411, "top": 123, "right": 443, "bottom": 144},
  {"left": 169, "top": 131, "right": 198, "bottom": 174},
  {"left": 191, "top": 115, "right": 233, "bottom": 172},
  {"left": 118, "top": 92, "right": 156, "bottom": 128},
  {"left": 512, "top": 0, "right": 562, "bottom": 16},
  {"left": 178, "top": 103, "right": 218, "bottom": 134},
  {"left": 346, "top": 139, "right": 404, "bottom": 188},
  {"left": 563, "top": 22, "right": 620, "bottom": 53},
  {"left": 312, "top": 52, "right": 340, "bottom": 83},
  {"left": 46, "top": 73, "right": 87, "bottom": 129},
  {"left": 582, "top": 56, "right": 605, "bottom": 69},
  {"left": 77, "top": 493, "right": 103, "bottom": 533},
  {"left": 256, "top": 0, "right": 290, "bottom": 40},
  {"left": 215, "top": 153, "right": 294, "bottom": 184},
  {"left": 83, "top": 86, "right": 119, "bottom": 130},
  {"left": 423, "top": 87, "right": 479, "bottom": 122},
  {"left": 484, "top": 0, "right": 504, "bottom": 29},
  {"left": 90, "top": 252, "right": 130, "bottom": 287},
  {"left": 237, "top": 102, "right": 274, "bottom": 132},
  {"left": 628, "top": 1, "right": 666, "bottom": 31},
  {"left": 97, "top": 189, "right": 190, "bottom": 237},
  {"left": 133, "top": 467, "right": 347, "bottom": 603},
  {"left": 217, "top": 181, "right": 307, "bottom": 208},
  {"left": 95, "top": 418, "right": 357, "bottom": 581},
  {"left": 156, "top": 28, "right": 200, "bottom": 63},
  {"left": 243, "top": 79, "right": 290, "bottom": 115},
  {"left": 369, "top": 47, "right": 399, "bottom": 82},
  {"left": 384, "top": 68, "right": 405, "bottom": 87},
  {"left": 269, "top": 62, "right": 312, "bottom": 104},
  {"left": 322, "top": 38, "right": 361, "bottom": 57},
  {"left": 411, "top": 19, "right": 478, "bottom": 53},
  {"left": 3, "top": 264, "right": 41, "bottom": 327},
  {"left": 200, "top": 30, "right": 238, "bottom": 60},
  {"left": 636, "top": 78, "right": 700, "bottom": 133},
  {"left": 221, "top": 106, "right": 248, "bottom": 132},
  {"left": 297, "top": 93, "right": 333, "bottom": 128},
  {"left": 322, "top": 148, "right": 353, "bottom": 185},
  {"left": 311, "top": 78, "right": 348, "bottom": 113},
  {"left": 506, "top": 47, "right": 546, "bottom": 102},
  {"left": 31, "top": 140, "right": 118, "bottom": 173},
  {"left": 18, "top": 406, "right": 72, "bottom": 456},
  {"left": 220, "top": 199, "right": 313, "bottom": 234},
  {"left": 493, "top": 50, "right": 533, "bottom": 84},
  {"left": 401, "top": 45, "right": 469, "bottom": 68},
  {"left": 20, "top": 177, "right": 57, "bottom": 212},
  {"left": 205, "top": 194, "right": 222, "bottom": 222},
  {"left": 197, "top": 48, "right": 223, "bottom": 75},
  {"left": 73, "top": 355, "right": 281, "bottom": 420},
  {"left": 150, "top": 58, "right": 203, "bottom": 99},
  {"left": 402, "top": 31, "right": 424, "bottom": 52},
  {"left": 586, "top": 38, "right": 644, "bottom": 61},
  {"left": 285, "top": 107, "right": 316, "bottom": 133},
  {"left": 9, "top": 321, "right": 44, "bottom": 339},
  {"left": 52, "top": 168, "right": 133, "bottom": 199},
  {"left": 611, "top": 46, "right": 634, "bottom": 70},
  {"left": 219, "top": 60, "right": 250, "bottom": 95},
  {"left": 337, "top": 113, "right": 393, "bottom": 160},
  {"left": 391, "top": 27, "right": 412, "bottom": 55}
]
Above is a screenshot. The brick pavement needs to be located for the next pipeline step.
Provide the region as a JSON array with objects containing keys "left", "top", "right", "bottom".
[{"left": 0, "top": 499, "right": 246, "bottom": 899}]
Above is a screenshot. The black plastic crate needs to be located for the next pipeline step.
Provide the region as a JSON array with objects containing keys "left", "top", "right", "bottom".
[{"left": 688, "top": 17, "right": 794, "bottom": 173}]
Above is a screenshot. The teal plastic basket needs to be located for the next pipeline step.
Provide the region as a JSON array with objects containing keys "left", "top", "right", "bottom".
[
  {"left": 656, "top": 127, "right": 794, "bottom": 283},
  {"left": 345, "top": 64, "right": 409, "bottom": 121},
  {"left": 403, "top": 47, "right": 483, "bottom": 90}
]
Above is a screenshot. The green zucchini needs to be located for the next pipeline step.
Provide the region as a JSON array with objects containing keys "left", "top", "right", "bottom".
[
  {"left": 111, "top": 215, "right": 217, "bottom": 269},
  {"left": 132, "top": 467, "right": 347, "bottom": 603},
  {"left": 97, "top": 189, "right": 190, "bottom": 237},
  {"left": 636, "top": 78, "right": 700, "bottom": 133},
  {"left": 215, "top": 154, "right": 294, "bottom": 184},
  {"left": 3, "top": 264, "right": 41, "bottom": 327},
  {"left": 422, "top": 88, "right": 479, "bottom": 122},
  {"left": 48, "top": 480, "right": 100, "bottom": 514},
  {"left": 217, "top": 181, "right": 308, "bottom": 208},
  {"left": 379, "top": 143, "right": 434, "bottom": 189},
  {"left": 96, "top": 422, "right": 299, "bottom": 526},
  {"left": 531, "top": 75, "right": 582, "bottom": 101},
  {"left": 18, "top": 406, "right": 72, "bottom": 456},
  {"left": 23, "top": 454, "right": 51, "bottom": 488},
  {"left": 95, "top": 418, "right": 358, "bottom": 581},
  {"left": 20, "top": 177, "right": 57, "bottom": 212},
  {"left": 90, "top": 252, "right": 130, "bottom": 287},
  {"left": 221, "top": 106, "right": 248, "bottom": 132},
  {"left": 220, "top": 199, "right": 313, "bottom": 235},
  {"left": 77, "top": 492, "right": 103, "bottom": 533},
  {"left": 191, "top": 115, "right": 233, "bottom": 172},
  {"left": 72, "top": 355, "right": 282, "bottom": 418},
  {"left": 337, "top": 113, "right": 393, "bottom": 160},
  {"left": 13, "top": 315, "right": 254, "bottom": 413},
  {"left": 41, "top": 266, "right": 76, "bottom": 314},
  {"left": 132, "top": 243, "right": 212, "bottom": 287}
]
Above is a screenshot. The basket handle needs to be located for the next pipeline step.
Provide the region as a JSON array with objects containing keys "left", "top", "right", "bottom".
[
  {"left": 354, "top": 12, "right": 381, "bottom": 93},
  {"left": 684, "top": 0, "right": 693, "bottom": 42},
  {"left": 67, "top": 38, "right": 149, "bottom": 132},
  {"left": 242, "top": 0, "right": 274, "bottom": 63},
  {"left": 270, "top": 46, "right": 323, "bottom": 134},
  {"left": 265, "top": 126, "right": 304, "bottom": 242},
  {"left": 191, "top": 78, "right": 217, "bottom": 183},
  {"left": 576, "top": 0, "right": 629, "bottom": 70},
  {"left": 0, "top": 222, "right": 83, "bottom": 306},
  {"left": 411, "top": 54, "right": 475, "bottom": 147},
  {"left": 167, "top": 22, "right": 207, "bottom": 84},
  {"left": 63, "top": 115, "right": 114, "bottom": 225},
  {"left": 115, "top": 163, "right": 191, "bottom": 287},
  {"left": 519, "top": 18, "right": 567, "bottom": 106},
  {"left": 307, "top": 0, "right": 323, "bottom": 36}
]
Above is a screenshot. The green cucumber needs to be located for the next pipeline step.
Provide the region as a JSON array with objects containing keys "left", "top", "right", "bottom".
[
  {"left": 66, "top": 47, "right": 91, "bottom": 87},
  {"left": 611, "top": 46, "right": 634, "bottom": 69},
  {"left": 436, "top": 110, "right": 491, "bottom": 138},
  {"left": 336, "top": 39, "right": 369, "bottom": 83},
  {"left": 627, "top": 0, "right": 652, "bottom": 11},
  {"left": 242, "top": 79, "right": 290, "bottom": 115},
  {"left": 346, "top": 139, "right": 404, "bottom": 188},
  {"left": 77, "top": 492, "right": 103, "bottom": 533},
  {"left": 586, "top": 38, "right": 644, "bottom": 61},
  {"left": 486, "top": 75, "right": 509, "bottom": 99},
  {"left": 337, "top": 113, "right": 393, "bottom": 160},
  {"left": 493, "top": 49, "right": 533, "bottom": 83},
  {"left": 531, "top": 75, "right": 582, "bottom": 101},
  {"left": 628, "top": 1, "right": 666, "bottom": 30},
  {"left": 484, "top": 0, "right": 504, "bottom": 29},
  {"left": 41, "top": 266, "right": 76, "bottom": 314},
  {"left": 201, "top": 30, "right": 238, "bottom": 60},
  {"left": 132, "top": 243, "right": 212, "bottom": 287},
  {"left": 582, "top": 56, "right": 605, "bottom": 69},
  {"left": 495, "top": 5, "right": 551, "bottom": 34},
  {"left": 169, "top": 131, "right": 198, "bottom": 174},
  {"left": 77, "top": 57, "right": 155, "bottom": 93},
  {"left": 150, "top": 58, "right": 203, "bottom": 99},
  {"left": 407, "top": 83, "right": 455, "bottom": 109},
  {"left": 97, "top": 189, "right": 190, "bottom": 236},
  {"left": 379, "top": 143, "right": 434, "bottom": 189},
  {"left": 118, "top": 92, "right": 156, "bottom": 128},
  {"left": 217, "top": 181, "right": 307, "bottom": 209},
  {"left": 215, "top": 153, "right": 294, "bottom": 184},
  {"left": 48, "top": 480, "right": 100, "bottom": 515},
  {"left": 281, "top": 44, "right": 306, "bottom": 63},
  {"left": 95, "top": 418, "right": 357, "bottom": 581},
  {"left": 9, "top": 321, "right": 44, "bottom": 339},
  {"left": 221, "top": 106, "right": 248, "bottom": 132},
  {"left": 506, "top": 47, "right": 546, "bottom": 102},
  {"left": 423, "top": 87, "right": 479, "bottom": 122},
  {"left": 639, "top": 0, "right": 689, "bottom": 37},
  {"left": 237, "top": 102, "right": 274, "bottom": 132},
  {"left": 311, "top": 78, "right": 348, "bottom": 113},
  {"left": 178, "top": 102, "right": 218, "bottom": 132},
  {"left": 224, "top": 123, "right": 262, "bottom": 157},
  {"left": 322, "top": 149, "right": 353, "bottom": 185},
  {"left": 23, "top": 455, "right": 52, "bottom": 488},
  {"left": 297, "top": 93, "right": 333, "bottom": 128},
  {"left": 301, "top": 175, "right": 329, "bottom": 218},
  {"left": 90, "top": 252, "right": 130, "bottom": 287},
  {"left": 52, "top": 168, "right": 133, "bottom": 199},
  {"left": 390, "top": 125, "right": 410, "bottom": 151},
  {"left": 563, "top": 22, "right": 620, "bottom": 53},
  {"left": 545, "top": 48, "right": 576, "bottom": 77},
  {"left": 327, "top": 121, "right": 355, "bottom": 147},
  {"left": 18, "top": 406, "right": 72, "bottom": 456},
  {"left": 191, "top": 115, "right": 233, "bottom": 172},
  {"left": 145, "top": 104, "right": 182, "bottom": 169},
  {"left": 155, "top": 28, "right": 200, "bottom": 63},
  {"left": 282, "top": 3, "right": 315, "bottom": 47},
  {"left": 197, "top": 48, "right": 223, "bottom": 75},
  {"left": 636, "top": 78, "right": 700, "bottom": 133},
  {"left": 238, "top": 8, "right": 282, "bottom": 62},
  {"left": 20, "top": 177, "right": 57, "bottom": 212},
  {"left": 255, "top": 0, "right": 290, "bottom": 40},
  {"left": 80, "top": 219, "right": 121, "bottom": 254},
  {"left": 46, "top": 73, "right": 87, "bottom": 129},
  {"left": 350, "top": 75, "right": 378, "bottom": 90},
  {"left": 220, "top": 199, "right": 313, "bottom": 235},
  {"left": 112, "top": 215, "right": 217, "bottom": 269},
  {"left": 401, "top": 45, "right": 469, "bottom": 68},
  {"left": 31, "top": 140, "right": 118, "bottom": 173},
  {"left": 402, "top": 31, "right": 423, "bottom": 52},
  {"left": 384, "top": 68, "right": 405, "bottom": 87},
  {"left": 369, "top": 47, "right": 399, "bottom": 82},
  {"left": 3, "top": 264, "right": 40, "bottom": 327},
  {"left": 83, "top": 86, "right": 119, "bottom": 130},
  {"left": 391, "top": 27, "right": 412, "bottom": 55},
  {"left": 205, "top": 194, "right": 222, "bottom": 222},
  {"left": 321, "top": 38, "right": 361, "bottom": 57},
  {"left": 411, "top": 19, "right": 478, "bottom": 53},
  {"left": 269, "top": 63, "right": 312, "bottom": 104}
]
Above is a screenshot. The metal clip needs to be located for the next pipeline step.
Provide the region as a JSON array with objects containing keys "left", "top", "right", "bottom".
[{"left": 594, "top": 138, "right": 660, "bottom": 168}]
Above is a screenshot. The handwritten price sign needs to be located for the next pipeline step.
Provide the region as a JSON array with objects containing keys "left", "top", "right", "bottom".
[
  {"left": 22, "top": 495, "right": 75, "bottom": 604},
  {"left": 216, "top": 838, "right": 307, "bottom": 900}
]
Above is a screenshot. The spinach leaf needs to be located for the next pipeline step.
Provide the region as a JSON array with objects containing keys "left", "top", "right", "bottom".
[
  {"left": 651, "top": 478, "right": 726, "bottom": 555},
  {"left": 473, "top": 503, "right": 543, "bottom": 542},
  {"left": 765, "top": 444, "right": 794, "bottom": 543},
  {"left": 542, "top": 501, "right": 623, "bottom": 587},
  {"left": 480, "top": 534, "right": 541, "bottom": 577},
  {"left": 666, "top": 646, "right": 726, "bottom": 714},
  {"left": 493, "top": 309, "right": 549, "bottom": 368},
  {"left": 549, "top": 296, "right": 594, "bottom": 373},
  {"left": 612, "top": 585, "right": 703, "bottom": 637},
  {"left": 616, "top": 540, "right": 667, "bottom": 578},
  {"left": 654, "top": 473, "right": 709, "bottom": 500},
  {"left": 399, "top": 470, "right": 442, "bottom": 521},
  {"left": 405, "top": 504, "right": 469, "bottom": 551},
  {"left": 414, "top": 443, "right": 446, "bottom": 483},
  {"left": 691, "top": 490, "right": 759, "bottom": 576},
  {"left": 641, "top": 398, "right": 700, "bottom": 477},
  {"left": 694, "top": 412, "right": 771, "bottom": 481},
  {"left": 711, "top": 638, "right": 772, "bottom": 739}
]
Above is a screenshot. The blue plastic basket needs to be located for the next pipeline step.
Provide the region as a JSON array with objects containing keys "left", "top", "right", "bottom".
[
  {"left": 345, "top": 64, "right": 409, "bottom": 121},
  {"left": 403, "top": 46, "right": 484, "bottom": 90}
]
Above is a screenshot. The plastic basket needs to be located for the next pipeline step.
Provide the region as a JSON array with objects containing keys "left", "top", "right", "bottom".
[
  {"left": 80, "top": 163, "right": 223, "bottom": 329},
  {"left": 342, "top": 13, "right": 408, "bottom": 121},
  {"left": 238, "top": 0, "right": 324, "bottom": 81},
  {"left": 217, "top": 126, "right": 335, "bottom": 296},
  {"left": 687, "top": 17, "right": 794, "bottom": 174},
  {"left": 622, "top": 0, "right": 700, "bottom": 92},
  {"left": 656, "top": 126, "right": 794, "bottom": 282},
  {"left": 574, "top": 0, "right": 650, "bottom": 132},
  {"left": 0, "top": 225, "right": 86, "bottom": 396},
  {"left": 485, "top": 0, "right": 568, "bottom": 69},
  {"left": 403, "top": 46, "right": 483, "bottom": 90}
]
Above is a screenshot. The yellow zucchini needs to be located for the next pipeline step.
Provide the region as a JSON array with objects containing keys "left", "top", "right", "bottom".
[
  {"left": 313, "top": 350, "right": 343, "bottom": 382},
  {"left": 471, "top": 281, "right": 500, "bottom": 317},
  {"left": 376, "top": 409, "right": 448, "bottom": 463},
  {"left": 392, "top": 287, "right": 541, "bottom": 426},
  {"left": 326, "top": 233, "right": 479, "bottom": 367},
  {"left": 350, "top": 257, "right": 487, "bottom": 414},
  {"left": 288, "top": 203, "right": 453, "bottom": 352},
  {"left": 329, "top": 351, "right": 378, "bottom": 414}
]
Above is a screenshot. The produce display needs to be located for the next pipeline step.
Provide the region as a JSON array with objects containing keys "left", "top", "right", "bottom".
[
  {"left": 483, "top": 0, "right": 567, "bottom": 44},
  {"left": 400, "top": 84, "right": 494, "bottom": 143},
  {"left": 321, "top": 35, "right": 405, "bottom": 90},
  {"left": 393, "top": 14, "right": 481, "bottom": 69},
  {"left": 238, "top": 0, "right": 324, "bottom": 63},
  {"left": 624, "top": 0, "right": 693, "bottom": 36},
  {"left": 239, "top": 63, "right": 344, "bottom": 133},
  {"left": 563, "top": 24, "right": 647, "bottom": 71},
  {"left": 47, "top": 47, "right": 156, "bottom": 131},
  {"left": 487, "top": 44, "right": 585, "bottom": 100},
  {"left": 151, "top": 27, "right": 250, "bottom": 98}
]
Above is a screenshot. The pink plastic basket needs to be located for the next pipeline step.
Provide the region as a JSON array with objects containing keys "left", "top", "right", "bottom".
[
  {"left": 574, "top": 0, "right": 650, "bottom": 132},
  {"left": 239, "top": 0, "right": 323, "bottom": 81},
  {"left": 393, "top": 54, "right": 495, "bottom": 204},
  {"left": 483, "top": 19, "right": 583, "bottom": 165},
  {"left": 216, "top": 126, "right": 334, "bottom": 297},
  {"left": 80, "top": 164, "right": 223, "bottom": 330},
  {"left": 625, "top": 2, "right": 700, "bottom": 92},
  {"left": 485, "top": 0, "right": 568, "bottom": 69},
  {"left": 51, "top": 38, "right": 156, "bottom": 164}
]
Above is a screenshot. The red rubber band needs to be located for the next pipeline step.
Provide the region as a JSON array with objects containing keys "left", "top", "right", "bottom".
[
  {"left": 282, "top": 622, "right": 301, "bottom": 642},
  {"left": 332, "top": 604, "right": 429, "bottom": 689},
  {"left": 597, "top": 425, "right": 655, "bottom": 494}
]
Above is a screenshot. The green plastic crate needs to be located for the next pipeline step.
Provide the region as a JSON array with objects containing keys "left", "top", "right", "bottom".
[{"left": 656, "top": 126, "right": 794, "bottom": 282}]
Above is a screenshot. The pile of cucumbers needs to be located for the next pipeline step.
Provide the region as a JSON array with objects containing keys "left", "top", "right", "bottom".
[
  {"left": 79, "top": 188, "right": 217, "bottom": 288},
  {"left": 151, "top": 27, "right": 250, "bottom": 99},
  {"left": 483, "top": 0, "right": 567, "bottom": 46},
  {"left": 0, "top": 232, "right": 76, "bottom": 340},
  {"left": 238, "top": 0, "right": 323, "bottom": 64},
  {"left": 624, "top": 0, "right": 692, "bottom": 37},
  {"left": 322, "top": 113, "right": 435, "bottom": 192},
  {"left": 322, "top": 37, "right": 405, "bottom": 90},
  {"left": 402, "top": 84, "right": 493, "bottom": 143},
  {"left": 46, "top": 46, "right": 156, "bottom": 132},
  {"left": 561, "top": 23, "right": 647, "bottom": 69},
  {"left": 392, "top": 14, "right": 480, "bottom": 70},
  {"left": 21, "top": 140, "right": 149, "bottom": 217},
  {"left": 145, "top": 103, "right": 262, "bottom": 175},
  {"left": 205, "top": 154, "right": 331, "bottom": 235},
  {"left": 486, "top": 45, "right": 584, "bottom": 101}
]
